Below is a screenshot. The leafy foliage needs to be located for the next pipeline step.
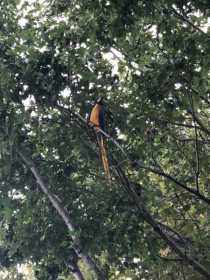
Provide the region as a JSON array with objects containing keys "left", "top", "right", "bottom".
[{"left": 0, "top": 0, "right": 210, "bottom": 279}]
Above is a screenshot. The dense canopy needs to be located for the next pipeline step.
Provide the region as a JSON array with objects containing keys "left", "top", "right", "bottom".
[{"left": 0, "top": 0, "right": 210, "bottom": 279}]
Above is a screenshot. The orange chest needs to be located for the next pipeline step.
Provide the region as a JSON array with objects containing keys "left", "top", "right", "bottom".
[{"left": 89, "top": 104, "right": 102, "bottom": 126}]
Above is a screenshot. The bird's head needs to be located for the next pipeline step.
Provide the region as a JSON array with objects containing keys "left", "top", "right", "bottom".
[{"left": 96, "top": 97, "right": 104, "bottom": 105}]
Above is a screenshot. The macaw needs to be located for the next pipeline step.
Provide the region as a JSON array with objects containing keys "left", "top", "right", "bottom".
[{"left": 89, "top": 97, "right": 111, "bottom": 183}]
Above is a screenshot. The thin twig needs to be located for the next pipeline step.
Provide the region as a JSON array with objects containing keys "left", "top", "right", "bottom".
[{"left": 187, "top": 91, "right": 200, "bottom": 192}]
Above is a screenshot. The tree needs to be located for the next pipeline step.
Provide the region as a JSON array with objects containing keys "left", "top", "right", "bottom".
[{"left": 0, "top": 0, "right": 210, "bottom": 279}]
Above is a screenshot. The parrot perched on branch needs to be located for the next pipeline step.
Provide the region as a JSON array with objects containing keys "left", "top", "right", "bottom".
[{"left": 89, "top": 97, "right": 111, "bottom": 183}]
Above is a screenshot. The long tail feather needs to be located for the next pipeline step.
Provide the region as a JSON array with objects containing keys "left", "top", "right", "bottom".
[{"left": 98, "top": 135, "right": 111, "bottom": 184}]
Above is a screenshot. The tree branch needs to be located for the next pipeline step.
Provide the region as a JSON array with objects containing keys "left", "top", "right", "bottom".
[
  {"left": 187, "top": 109, "right": 210, "bottom": 137},
  {"left": 187, "top": 91, "right": 200, "bottom": 192},
  {"left": 137, "top": 164, "right": 210, "bottom": 206},
  {"left": 17, "top": 149, "right": 105, "bottom": 280},
  {"left": 53, "top": 105, "right": 210, "bottom": 278},
  {"left": 56, "top": 104, "right": 128, "bottom": 158},
  {"left": 170, "top": 7, "right": 208, "bottom": 36},
  {"left": 57, "top": 105, "right": 210, "bottom": 206},
  {"left": 66, "top": 250, "right": 85, "bottom": 280},
  {"left": 112, "top": 158, "right": 210, "bottom": 279}
]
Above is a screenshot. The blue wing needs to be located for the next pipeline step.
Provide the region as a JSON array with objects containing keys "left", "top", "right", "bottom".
[{"left": 99, "top": 108, "right": 105, "bottom": 131}]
